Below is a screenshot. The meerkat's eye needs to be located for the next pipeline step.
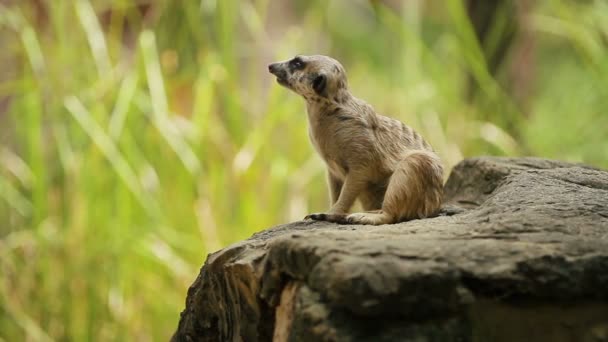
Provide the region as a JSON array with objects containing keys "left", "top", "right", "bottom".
[{"left": 289, "top": 57, "right": 305, "bottom": 70}]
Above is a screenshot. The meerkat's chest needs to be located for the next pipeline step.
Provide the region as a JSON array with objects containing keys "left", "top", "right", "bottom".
[
  {"left": 308, "top": 127, "right": 331, "bottom": 158},
  {"left": 308, "top": 125, "right": 350, "bottom": 177}
]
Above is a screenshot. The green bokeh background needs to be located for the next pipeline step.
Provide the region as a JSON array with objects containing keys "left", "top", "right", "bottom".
[{"left": 1, "top": 0, "right": 607, "bottom": 340}]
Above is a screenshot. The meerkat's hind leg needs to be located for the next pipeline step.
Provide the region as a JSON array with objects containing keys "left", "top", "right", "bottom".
[
  {"left": 345, "top": 211, "right": 394, "bottom": 225},
  {"left": 348, "top": 151, "right": 443, "bottom": 225},
  {"left": 382, "top": 150, "right": 444, "bottom": 222}
]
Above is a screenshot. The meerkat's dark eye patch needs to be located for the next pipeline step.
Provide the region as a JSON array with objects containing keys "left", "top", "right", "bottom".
[
  {"left": 312, "top": 74, "right": 327, "bottom": 96},
  {"left": 289, "top": 57, "right": 305, "bottom": 71}
]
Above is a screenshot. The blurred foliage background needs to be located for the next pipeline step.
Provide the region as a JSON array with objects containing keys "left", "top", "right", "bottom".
[{"left": 0, "top": 0, "right": 606, "bottom": 340}]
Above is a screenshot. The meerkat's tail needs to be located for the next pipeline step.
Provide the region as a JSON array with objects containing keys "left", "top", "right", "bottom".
[{"left": 346, "top": 150, "right": 444, "bottom": 225}]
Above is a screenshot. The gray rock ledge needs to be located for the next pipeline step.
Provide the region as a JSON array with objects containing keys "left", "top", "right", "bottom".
[{"left": 172, "top": 157, "right": 608, "bottom": 342}]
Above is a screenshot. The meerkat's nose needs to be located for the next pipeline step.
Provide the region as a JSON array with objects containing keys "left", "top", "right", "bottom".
[{"left": 268, "top": 63, "right": 278, "bottom": 74}]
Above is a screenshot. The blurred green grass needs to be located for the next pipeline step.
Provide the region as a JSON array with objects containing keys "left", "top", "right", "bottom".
[{"left": 0, "top": 0, "right": 607, "bottom": 340}]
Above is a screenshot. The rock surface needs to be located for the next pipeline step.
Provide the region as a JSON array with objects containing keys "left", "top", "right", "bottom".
[{"left": 172, "top": 157, "right": 608, "bottom": 342}]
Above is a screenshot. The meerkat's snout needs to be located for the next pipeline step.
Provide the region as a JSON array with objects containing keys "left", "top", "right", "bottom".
[
  {"left": 267, "top": 63, "right": 277, "bottom": 72},
  {"left": 267, "top": 62, "right": 281, "bottom": 77},
  {"left": 268, "top": 62, "right": 289, "bottom": 87}
]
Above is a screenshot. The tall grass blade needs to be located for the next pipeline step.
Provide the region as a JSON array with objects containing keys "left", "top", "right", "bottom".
[
  {"left": 64, "top": 95, "right": 157, "bottom": 215},
  {"left": 109, "top": 72, "right": 138, "bottom": 140},
  {"left": 75, "top": 0, "right": 112, "bottom": 77},
  {"left": 139, "top": 30, "right": 201, "bottom": 176},
  {"left": 0, "top": 177, "right": 32, "bottom": 216}
]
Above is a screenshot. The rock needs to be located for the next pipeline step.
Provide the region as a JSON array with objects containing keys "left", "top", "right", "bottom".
[{"left": 172, "top": 157, "right": 608, "bottom": 342}]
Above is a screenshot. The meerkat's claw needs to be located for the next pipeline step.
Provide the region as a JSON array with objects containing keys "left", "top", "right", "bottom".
[{"left": 304, "top": 213, "right": 325, "bottom": 220}]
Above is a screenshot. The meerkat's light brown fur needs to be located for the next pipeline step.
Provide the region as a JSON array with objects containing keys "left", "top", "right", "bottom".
[{"left": 268, "top": 55, "right": 443, "bottom": 225}]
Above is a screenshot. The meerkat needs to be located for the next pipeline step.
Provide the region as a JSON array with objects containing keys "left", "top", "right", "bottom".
[{"left": 268, "top": 55, "right": 443, "bottom": 225}]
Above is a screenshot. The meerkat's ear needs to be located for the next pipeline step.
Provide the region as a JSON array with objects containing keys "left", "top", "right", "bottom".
[{"left": 312, "top": 74, "right": 327, "bottom": 96}]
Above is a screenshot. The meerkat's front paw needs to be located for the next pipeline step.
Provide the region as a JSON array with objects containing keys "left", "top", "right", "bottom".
[{"left": 304, "top": 212, "right": 348, "bottom": 223}]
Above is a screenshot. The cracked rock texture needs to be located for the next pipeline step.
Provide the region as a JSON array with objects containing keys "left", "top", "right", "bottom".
[{"left": 172, "top": 157, "right": 608, "bottom": 342}]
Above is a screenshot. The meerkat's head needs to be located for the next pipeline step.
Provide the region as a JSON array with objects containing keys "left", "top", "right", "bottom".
[{"left": 268, "top": 55, "right": 348, "bottom": 100}]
